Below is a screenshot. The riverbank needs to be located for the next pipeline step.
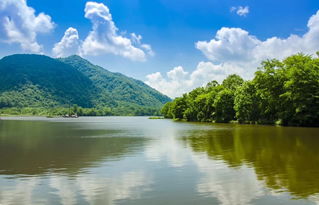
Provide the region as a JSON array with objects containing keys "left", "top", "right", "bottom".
[
  {"left": 168, "top": 118, "right": 318, "bottom": 127},
  {"left": 0, "top": 106, "right": 162, "bottom": 117}
]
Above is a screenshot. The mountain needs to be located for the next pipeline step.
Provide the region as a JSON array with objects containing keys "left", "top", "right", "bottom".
[
  {"left": 59, "top": 55, "right": 170, "bottom": 108},
  {"left": 0, "top": 54, "right": 171, "bottom": 115}
]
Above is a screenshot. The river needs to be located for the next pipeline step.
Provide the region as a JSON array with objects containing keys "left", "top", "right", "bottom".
[{"left": 1, "top": 117, "right": 319, "bottom": 205}]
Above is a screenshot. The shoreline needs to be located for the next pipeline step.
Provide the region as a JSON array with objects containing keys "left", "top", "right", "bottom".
[
  {"left": 167, "top": 118, "right": 319, "bottom": 128},
  {"left": 1, "top": 115, "right": 318, "bottom": 128}
]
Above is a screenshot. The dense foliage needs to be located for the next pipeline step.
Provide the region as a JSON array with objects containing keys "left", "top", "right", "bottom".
[
  {"left": 59, "top": 55, "right": 171, "bottom": 107},
  {"left": 0, "top": 105, "right": 161, "bottom": 117},
  {"left": 0, "top": 54, "right": 171, "bottom": 116},
  {"left": 162, "top": 54, "right": 319, "bottom": 126}
]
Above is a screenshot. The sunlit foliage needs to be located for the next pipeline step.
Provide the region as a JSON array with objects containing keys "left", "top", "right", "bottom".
[{"left": 162, "top": 53, "right": 319, "bottom": 126}]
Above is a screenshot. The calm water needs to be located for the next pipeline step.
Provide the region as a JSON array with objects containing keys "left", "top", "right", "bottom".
[{"left": 1, "top": 117, "right": 319, "bottom": 205}]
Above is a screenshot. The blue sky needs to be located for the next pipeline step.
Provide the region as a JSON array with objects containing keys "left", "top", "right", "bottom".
[{"left": 1, "top": 0, "right": 319, "bottom": 97}]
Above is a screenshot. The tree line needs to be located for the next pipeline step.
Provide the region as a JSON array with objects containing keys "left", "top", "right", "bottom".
[
  {"left": 0, "top": 105, "right": 161, "bottom": 117},
  {"left": 161, "top": 53, "right": 319, "bottom": 126}
]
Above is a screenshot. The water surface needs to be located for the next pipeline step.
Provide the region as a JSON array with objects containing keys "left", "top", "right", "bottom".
[{"left": 1, "top": 117, "right": 319, "bottom": 205}]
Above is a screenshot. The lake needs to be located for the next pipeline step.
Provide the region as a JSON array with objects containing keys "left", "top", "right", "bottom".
[{"left": 1, "top": 117, "right": 319, "bottom": 205}]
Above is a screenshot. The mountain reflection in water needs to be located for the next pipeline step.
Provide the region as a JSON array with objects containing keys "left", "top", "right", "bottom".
[{"left": 0, "top": 117, "right": 319, "bottom": 205}]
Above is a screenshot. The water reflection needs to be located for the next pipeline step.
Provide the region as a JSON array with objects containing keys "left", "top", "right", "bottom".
[
  {"left": 184, "top": 124, "right": 319, "bottom": 200},
  {"left": 50, "top": 170, "right": 151, "bottom": 205},
  {"left": 1, "top": 118, "right": 319, "bottom": 205},
  {"left": 145, "top": 135, "right": 189, "bottom": 167},
  {"left": 0, "top": 119, "right": 147, "bottom": 176},
  {"left": 192, "top": 154, "right": 264, "bottom": 205},
  {"left": 0, "top": 169, "right": 151, "bottom": 205}
]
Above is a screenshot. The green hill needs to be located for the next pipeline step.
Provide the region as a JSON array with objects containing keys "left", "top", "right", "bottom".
[{"left": 0, "top": 54, "right": 171, "bottom": 116}]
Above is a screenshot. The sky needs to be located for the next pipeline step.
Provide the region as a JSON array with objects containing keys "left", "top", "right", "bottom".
[{"left": 1, "top": 0, "right": 319, "bottom": 98}]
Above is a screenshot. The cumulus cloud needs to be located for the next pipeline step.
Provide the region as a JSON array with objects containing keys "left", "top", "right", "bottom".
[
  {"left": 52, "top": 27, "right": 81, "bottom": 57},
  {"left": 231, "top": 6, "right": 249, "bottom": 17},
  {"left": 145, "top": 62, "right": 231, "bottom": 98},
  {"left": 131, "top": 33, "right": 154, "bottom": 56},
  {"left": 0, "top": 0, "right": 54, "bottom": 52},
  {"left": 146, "top": 10, "right": 319, "bottom": 98},
  {"left": 196, "top": 27, "right": 259, "bottom": 63},
  {"left": 197, "top": 10, "right": 319, "bottom": 64},
  {"left": 52, "top": 2, "right": 153, "bottom": 60},
  {"left": 80, "top": 1, "right": 153, "bottom": 61}
]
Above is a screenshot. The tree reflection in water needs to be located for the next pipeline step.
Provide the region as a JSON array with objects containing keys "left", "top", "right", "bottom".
[{"left": 183, "top": 124, "right": 319, "bottom": 199}]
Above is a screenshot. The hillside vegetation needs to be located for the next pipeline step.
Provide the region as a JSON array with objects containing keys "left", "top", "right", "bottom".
[{"left": 0, "top": 54, "right": 171, "bottom": 116}]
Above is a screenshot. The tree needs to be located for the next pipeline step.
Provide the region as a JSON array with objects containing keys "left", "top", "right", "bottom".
[
  {"left": 205, "top": 80, "right": 219, "bottom": 90},
  {"left": 72, "top": 104, "right": 79, "bottom": 115},
  {"left": 279, "top": 54, "right": 319, "bottom": 126},
  {"left": 183, "top": 88, "right": 205, "bottom": 121},
  {"left": 234, "top": 81, "right": 261, "bottom": 122},
  {"left": 171, "top": 97, "right": 187, "bottom": 119},
  {"left": 161, "top": 53, "right": 319, "bottom": 127},
  {"left": 222, "top": 74, "right": 244, "bottom": 91},
  {"left": 253, "top": 59, "right": 284, "bottom": 123},
  {"left": 161, "top": 102, "right": 173, "bottom": 118},
  {"left": 214, "top": 89, "right": 236, "bottom": 122}
]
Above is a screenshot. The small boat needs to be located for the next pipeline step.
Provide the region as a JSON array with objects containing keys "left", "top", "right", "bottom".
[{"left": 63, "top": 114, "right": 79, "bottom": 118}]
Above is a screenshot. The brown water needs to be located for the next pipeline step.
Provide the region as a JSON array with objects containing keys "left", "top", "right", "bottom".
[{"left": 0, "top": 116, "right": 319, "bottom": 205}]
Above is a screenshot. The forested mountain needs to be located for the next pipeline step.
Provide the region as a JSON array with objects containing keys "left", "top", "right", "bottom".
[
  {"left": 59, "top": 55, "right": 170, "bottom": 108},
  {"left": 162, "top": 53, "right": 319, "bottom": 126},
  {"left": 0, "top": 54, "right": 171, "bottom": 115}
]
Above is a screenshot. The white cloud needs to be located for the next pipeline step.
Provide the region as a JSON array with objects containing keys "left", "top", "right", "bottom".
[
  {"left": 141, "top": 43, "right": 155, "bottom": 56},
  {"left": 52, "top": 27, "right": 81, "bottom": 57},
  {"left": 145, "top": 62, "right": 231, "bottom": 98},
  {"left": 0, "top": 0, "right": 54, "bottom": 52},
  {"left": 80, "top": 1, "right": 153, "bottom": 61},
  {"left": 146, "top": 10, "right": 319, "bottom": 97},
  {"left": 197, "top": 10, "right": 319, "bottom": 65},
  {"left": 51, "top": 2, "right": 153, "bottom": 60},
  {"left": 196, "top": 27, "right": 259, "bottom": 63},
  {"left": 231, "top": 6, "right": 249, "bottom": 17},
  {"left": 131, "top": 33, "right": 142, "bottom": 44},
  {"left": 131, "top": 32, "right": 155, "bottom": 56}
]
